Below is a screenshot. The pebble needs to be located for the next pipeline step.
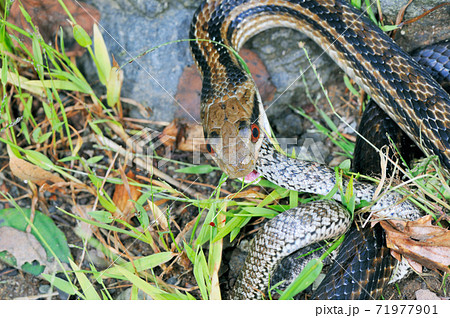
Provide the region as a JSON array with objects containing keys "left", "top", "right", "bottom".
[{"left": 38, "top": 284, "right": 51, "bottom": 294}]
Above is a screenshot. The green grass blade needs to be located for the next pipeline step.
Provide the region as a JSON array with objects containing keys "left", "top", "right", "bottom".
[
  {"left": 69, "top": 259, "right": 101, "bottom": 300},
  {"left": 278, "top": 258, "right": 323, "bottom": 300}
]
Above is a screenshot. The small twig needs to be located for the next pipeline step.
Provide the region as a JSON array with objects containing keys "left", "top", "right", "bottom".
[
  {"left": 395, "top": 0, "right": 414, "bottom": 27},
  {"left": 393, "top": 1, "right": 450, "bottom": 37},
  {"left": 398, "top": 2, "right": 450, "bottom": 27}
]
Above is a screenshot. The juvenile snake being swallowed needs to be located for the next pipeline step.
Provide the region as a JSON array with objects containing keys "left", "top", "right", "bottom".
[{"left": 189, "top": 0, "right": 450, "bottom": 299}]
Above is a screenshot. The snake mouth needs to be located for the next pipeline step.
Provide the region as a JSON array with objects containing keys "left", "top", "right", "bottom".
[{"left": 243, "top": 170, "right": 261, "bottom": 183}]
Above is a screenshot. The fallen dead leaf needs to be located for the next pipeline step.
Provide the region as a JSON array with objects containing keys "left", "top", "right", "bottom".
[
  {"left": 178, "top": 251, "right": 192, "bottom": 271},
  {"left": 8, "top": 146, "right": 65, "bottom": 188},
  {"left": 159, "top": 120, "right": 178, "bottom": 149},
  {"left": 0, "top": 227, "right": 62, "bottom": 275},
  {"left": 380, "top": 215, "right": 450, "bottom": 274},
  {"left": 112, "top": 170, "right": 141, "bottom": 221},
  {"left": 147, "top": 199, "right": 168, "bottom": 231},
  {"left": 73, "top": 205, "right": 93, "bottom": 239},
  {"left": 161, "top": 120, "right": 205, "bottom": 153},
  {"left": 7, "top": 0, "right": 100, "bottom": 57}
]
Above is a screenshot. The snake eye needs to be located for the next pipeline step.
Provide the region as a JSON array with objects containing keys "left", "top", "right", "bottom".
[
  {"left": 206, "top": 143, "right": 214, "bottom": 155},
  {"left": 251, "top": 124, "right": 260, "bottom": 143}
]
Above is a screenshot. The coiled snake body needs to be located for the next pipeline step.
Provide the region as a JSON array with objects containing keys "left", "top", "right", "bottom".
[{"left": 189, "top": 0, "right": 450, "bottom": 299}]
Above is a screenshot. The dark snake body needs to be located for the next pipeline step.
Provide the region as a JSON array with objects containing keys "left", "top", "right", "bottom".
[
  {"left": 311, "top": 223, "right": 394, "bottom": 299},
  {"left": 354, "top": 40, "right": 450, "bottom": 176},
  {"left": 190, "top": 0, "right": 450, "bottom": 299}
]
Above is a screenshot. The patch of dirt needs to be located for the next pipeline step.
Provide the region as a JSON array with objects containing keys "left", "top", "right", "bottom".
[
  {"left": 384, "top": 270, "right": 449, "bottom": 300},
  {"left": 0, "top": 264, "right": 45, "bottom": 300}
]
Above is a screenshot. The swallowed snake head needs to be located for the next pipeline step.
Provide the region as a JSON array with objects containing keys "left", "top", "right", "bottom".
[{"left": 202, "top": 87, "right": 269, "bottom": 179}]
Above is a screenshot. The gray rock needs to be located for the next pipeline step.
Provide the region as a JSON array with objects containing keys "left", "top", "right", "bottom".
[
  {"left": 83, "top": 0, "right": 195, "bottom": 123},
  {"left": 38, "top": 284, "right": 51, "bottom": 294},
  {"left": 372, "top": 0, "right": 450, "bottom": 52}
]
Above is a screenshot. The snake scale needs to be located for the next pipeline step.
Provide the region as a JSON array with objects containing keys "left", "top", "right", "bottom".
[
  {"left": 189, "top": 0, "right": 450, "bottom": 299},
  {"left": 353, "top": 41, "right": 450, "bottom": 176}
]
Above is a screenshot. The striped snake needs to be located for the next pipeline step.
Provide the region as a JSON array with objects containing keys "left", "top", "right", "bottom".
[{"left": 189, "top": 0, "right": 450, "bottom": 299}]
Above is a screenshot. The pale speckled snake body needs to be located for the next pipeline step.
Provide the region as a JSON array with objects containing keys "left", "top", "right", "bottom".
[
  {"left": 189, "top": 0, "right": 450, "bottom": 299},
  {"left": 229, "top": 138, "right": 421, "bottom": 299}
]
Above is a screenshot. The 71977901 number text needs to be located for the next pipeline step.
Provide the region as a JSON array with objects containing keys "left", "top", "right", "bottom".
[{"left": 376, "top": 304, "right": 438, "bottom": 315}]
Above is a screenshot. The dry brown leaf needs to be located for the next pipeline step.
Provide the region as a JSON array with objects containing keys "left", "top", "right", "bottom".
[
  {"left": 0, "top": 227, "right": 63, "bottom": 274},
  {"left": 380, "top": 215, "right": 450, "bottom": 274},
  {"left": 8, "top": 146, "right": 65, "bottom": 187},
  {"left": 160, "top": 120, "right": 179, "bottom": 149},
  {"left": 161, "top": 120, "right": 205, "bottom": 153},
  {"left": 178, "top": 251, "right": 192, "bottom": 271},
  {"left": 179, "top": 124, "right": 206, "bottom": 152},
  {"left": 112, "top": 171, "right": 141, "bottom": 220},
  {"left": 41, "top": 181, "right": 93, "bottom": 195},
  {"left": 73, "top": 205, "right": 93, "bottom": 240},
  {"left": 406, "top": 257, "right": 424, "bottom": 274},
  {"left": 147, "top": 199, "right": 168, "bottom": 231}
]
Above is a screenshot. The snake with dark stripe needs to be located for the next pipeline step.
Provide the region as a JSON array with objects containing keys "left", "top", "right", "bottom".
[{"left": 189, "top": 0, "right": 450, "bottom": 299}]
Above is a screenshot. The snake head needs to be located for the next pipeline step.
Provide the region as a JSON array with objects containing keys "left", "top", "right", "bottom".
[{"left": 202, "top": 88, "right": 269, "bottom": 179}]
